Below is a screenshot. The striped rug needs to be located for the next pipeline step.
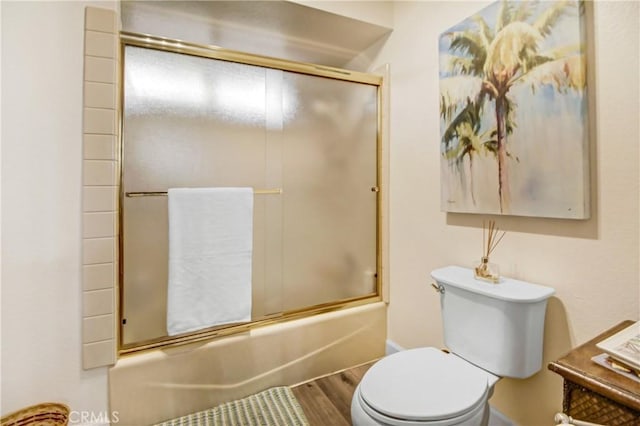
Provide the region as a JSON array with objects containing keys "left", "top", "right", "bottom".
[{"left": 155, "top": 387, "right": 310, "bottom": 426}]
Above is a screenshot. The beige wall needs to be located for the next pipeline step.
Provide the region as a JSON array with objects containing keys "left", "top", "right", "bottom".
[
  {"left": 1, "top": 0, "right": 118, "bottom": 418},
  {"left": 365, "top": 1, "right": 639, "bottom": 425}
]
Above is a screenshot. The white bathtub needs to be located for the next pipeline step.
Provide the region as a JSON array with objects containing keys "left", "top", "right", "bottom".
[{"left": 109, "top": 302, "right": 386, "bottom": 425}]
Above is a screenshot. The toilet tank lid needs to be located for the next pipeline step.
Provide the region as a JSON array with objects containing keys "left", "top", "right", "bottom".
[{"left": 431, "top": 266, "right": 555, "bottom": 303}]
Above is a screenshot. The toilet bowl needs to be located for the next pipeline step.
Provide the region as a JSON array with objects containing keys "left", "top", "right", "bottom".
[
  {"left": 351, "top": 347, "right": 499, "bottom": 426},
  {"left": 351, "top": 266, "right": 555, "bottom": 426}
]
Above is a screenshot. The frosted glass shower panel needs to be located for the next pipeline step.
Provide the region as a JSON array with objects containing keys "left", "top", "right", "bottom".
[
  {"left": 124, "top": 46, "right": 267, "bottom": 190},
  {"left": 281, "top": 73, "right": 378, "bottom": 310},
  {"left": 121, "top": 47, "right": 272, "bottom": 345},
  {"left": 120, "top": 43, "right": 380, "bottom": 348}
]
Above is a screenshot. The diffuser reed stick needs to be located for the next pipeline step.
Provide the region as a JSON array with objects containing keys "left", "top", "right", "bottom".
[
  {"left": 475, "top": 220, "right": 506, "bottom": 283},
  {"left": 484, "top": 220, "right": 505, "bottom": 259}
]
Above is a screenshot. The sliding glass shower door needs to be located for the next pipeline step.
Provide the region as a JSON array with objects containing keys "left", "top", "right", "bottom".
[
  {"left": 120, "top": 42, "right": 379, "bottom": 349},
  {"left": 280, "top": 72, "right": 378, "bottom": 310}
]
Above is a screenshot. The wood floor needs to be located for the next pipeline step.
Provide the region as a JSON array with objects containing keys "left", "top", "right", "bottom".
[{"left": 291, "top": 361, "right": 375, "bottom": 426}]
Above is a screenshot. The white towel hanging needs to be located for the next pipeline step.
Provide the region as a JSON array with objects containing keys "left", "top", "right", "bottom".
[{"left": 166, "top": 187, "right": 253, "bottom": 336}]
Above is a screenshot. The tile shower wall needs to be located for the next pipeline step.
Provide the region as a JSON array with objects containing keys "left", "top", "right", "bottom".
[{"left": 82, "top": 6, "right": 119, "bottom": 369}]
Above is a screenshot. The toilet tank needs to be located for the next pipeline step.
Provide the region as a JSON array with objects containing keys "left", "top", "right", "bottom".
[{"left": 431, "top": 266, "right": 555, "bottom": 379}]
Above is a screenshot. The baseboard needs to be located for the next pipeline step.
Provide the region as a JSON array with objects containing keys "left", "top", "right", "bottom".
[
  {"left": 489, "top": 406, "right": 515, "bottom": 426},
  {"left": 385, "top": 339, "right": 405, "bottom": 355}
]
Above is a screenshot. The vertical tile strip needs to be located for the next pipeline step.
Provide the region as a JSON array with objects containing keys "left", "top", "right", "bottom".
[{"left": 82, "top": 6, "right": 119, "bottom": 369}]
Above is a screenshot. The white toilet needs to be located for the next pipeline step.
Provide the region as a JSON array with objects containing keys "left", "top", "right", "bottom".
[{"left": 351, "top": 265, "right": 555, "bottom": 426}]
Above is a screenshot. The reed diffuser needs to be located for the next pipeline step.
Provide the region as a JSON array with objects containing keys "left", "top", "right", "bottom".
[{"left": 474, "top": 220, "right": 506, "bottom": 283}]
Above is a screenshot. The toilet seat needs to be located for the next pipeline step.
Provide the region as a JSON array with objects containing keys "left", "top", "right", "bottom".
[{"left": 357, "top": 347, "right": 491, "bottom": 425}]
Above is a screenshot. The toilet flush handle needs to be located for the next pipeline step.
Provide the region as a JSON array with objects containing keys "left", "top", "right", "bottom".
[{"left": 431, "top": 282, "right": 444, "bottom": 294}]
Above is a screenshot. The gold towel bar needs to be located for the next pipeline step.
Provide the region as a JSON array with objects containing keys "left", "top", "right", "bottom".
[{"left": 125, "top": 189, "right": 283, "bottom": 198}]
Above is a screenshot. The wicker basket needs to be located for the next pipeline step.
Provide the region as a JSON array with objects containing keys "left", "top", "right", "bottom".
[
  {"left": 564, "top": 381, "right": 640, "bottom": 426},
  {"left": 1, "top": 403, "right": 69, "bottom": 426}
]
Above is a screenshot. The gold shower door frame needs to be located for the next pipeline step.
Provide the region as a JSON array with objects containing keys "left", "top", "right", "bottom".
[{"left": 118, "top": 32, "right": 384, "bottom": 354}]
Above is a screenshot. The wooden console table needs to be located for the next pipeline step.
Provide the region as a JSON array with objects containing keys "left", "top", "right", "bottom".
[{"left": 548, "top": 320, "right": 640, "bottom": 425}]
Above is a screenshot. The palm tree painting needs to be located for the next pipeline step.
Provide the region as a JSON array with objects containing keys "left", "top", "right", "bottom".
[{"left": 439, "top": 0, "right": 590, "bottom": 218}]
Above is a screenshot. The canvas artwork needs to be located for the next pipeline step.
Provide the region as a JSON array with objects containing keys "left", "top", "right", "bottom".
[{"left": 439, "top": 0, "right": 590, "bottom": 218}]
